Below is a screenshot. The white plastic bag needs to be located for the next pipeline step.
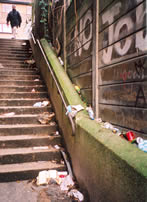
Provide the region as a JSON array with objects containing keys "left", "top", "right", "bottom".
[
  {"left": 68, "top": 189, "right": 84, "bottom": 201},
  {"left": 60, "top": 175, "right": 74, "bottom": 191}
]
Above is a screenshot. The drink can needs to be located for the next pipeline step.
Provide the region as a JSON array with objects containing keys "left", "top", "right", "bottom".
[{"left": 126, "top": 131, "right": 135, "bottom": 142}]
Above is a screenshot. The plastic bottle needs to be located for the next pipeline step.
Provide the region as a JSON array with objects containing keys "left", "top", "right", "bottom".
[{"left": 86, "top": 106, "right": 94, "bottom": 120}]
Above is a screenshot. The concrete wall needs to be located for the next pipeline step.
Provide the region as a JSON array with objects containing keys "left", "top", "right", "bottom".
[{"left": 31, "top": 38, "right": 147, "bottom": 202}]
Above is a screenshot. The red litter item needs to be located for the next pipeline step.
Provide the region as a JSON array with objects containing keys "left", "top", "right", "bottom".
[
  {"left": 59, "top": 175, "right": 66, "bottom": 178},
  {"left": 126, "top": 131, "right": 135, "bottom": 142}
]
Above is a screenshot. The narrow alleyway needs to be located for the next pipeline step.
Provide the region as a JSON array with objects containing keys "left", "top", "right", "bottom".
[{"left": 0, "top": 38, "right": 76, "bottom": 201}]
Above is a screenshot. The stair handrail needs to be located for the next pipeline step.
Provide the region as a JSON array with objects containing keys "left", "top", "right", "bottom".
[
  {"left": 36, "top": 39, "right": 76, "bottom": 136},
  {"left": 31, "top": 33, "right": 36, "bottom": 44}
]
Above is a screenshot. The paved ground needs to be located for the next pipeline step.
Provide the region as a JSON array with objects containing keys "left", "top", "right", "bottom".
[{"left": 0, "top": 180, "right": 73, "bottom": 202}]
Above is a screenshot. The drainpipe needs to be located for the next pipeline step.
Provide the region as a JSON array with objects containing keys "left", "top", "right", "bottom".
[
  {"left": 63, "top": 0, "right": 67, "bottom": 71},
  {"left": 92, "top": 0, "right": 99, "bottom": 119}
]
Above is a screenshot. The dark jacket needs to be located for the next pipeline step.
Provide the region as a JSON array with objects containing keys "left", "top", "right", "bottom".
[{"left": 7, "top": 9, "right": 22, "bottom": 28}]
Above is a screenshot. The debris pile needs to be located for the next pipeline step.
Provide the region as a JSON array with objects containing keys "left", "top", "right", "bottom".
[
  {"left": 95, "top": 118, "right": 147, "bottom": 153},
  {"left": 36, "top": 144, "right": 84, "bottom": 201},
  {"left": 37, "top": 112, "right": 55, "bottom": 124}
]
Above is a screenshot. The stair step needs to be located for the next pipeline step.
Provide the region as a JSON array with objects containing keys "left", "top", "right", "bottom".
[
  {"left": 0, "top": 40, "right": 31, "bottom": 48},
  {"left": 0, "top": 56, "right": 31, "bottom": 60},
  {"left": 0, "top": 42, "right": 30, "bottom": 47},
  {"left": 0, "top": 67, "right": 38, "bottom": 72},
  {"left": 0, "top": 38, "right": 28, "bottom": 43},
  {"left": 0, "top": 146, "right": 62, "bottom": 164},
  {"left": 0, "top": 51, "right": 32, "bottom": 57},
  {"left": 0, "top": 58, "right": 30, "bottom": 62},
  {"left": 0, "top": 80, "right": 44, "bottom": 86},
  {"left": 0, "top": 41, "right": 29, "bottom": 46},
  {"left": 0, "top": 86, "right": 46, "bottom": 93},
  {"left": 0, "top": 92, "right": 48, "bottom": 99},
  {"left": 0, "top": 161, "right": 65, "bottom": 182},
  {"left": 0, "top": 64, "right": 32, "bottom": 68},
  {"left": 0, "top": 98, "right": 49, "bottom": 106},
  {"left": 0, "top": 60, "right": 29, "bottom": 64},
  {"left": 0, "top": 70, "right": 39, "bottom": 76},
  {"left": 0, "top": 45, "right": 30, "bottom": 49},
  {"left": 0, "top": 106, "right": 52, "bottom": 114},
  {"left": 0, "top": 124, "right": 57, "bottom": 136},
  {"left": 0, "top": 134, "right": 61, "bottom": 148},
  {"left": 0, "top": 49, "right": 31, "bottom": 53},
  {"left": 0, "top": 114, "right": 55, "bottom": 125},
  {"left": 0, "top": 51, "right": 31, "bottom": 56},
  {"left": 0, "top": 75, "right": 41, "bottom": 80},
  {"left": 0, "top": 55, "right": 29, "bottom": 58}
]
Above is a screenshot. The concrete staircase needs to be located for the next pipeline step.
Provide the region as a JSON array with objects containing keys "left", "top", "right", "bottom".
[{"left": 0, "top": 39, "right": 65, "bottom": 182}]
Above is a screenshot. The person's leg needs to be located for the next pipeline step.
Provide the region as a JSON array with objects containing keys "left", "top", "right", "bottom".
[{"left": 12, "top": 26, "right": 17, "bottom": 39}]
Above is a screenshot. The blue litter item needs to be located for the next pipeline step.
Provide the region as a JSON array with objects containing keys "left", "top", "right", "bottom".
[
  {"left": 66, "top": 105, "right": 72, "bottom": 115},
  {"left": 137, "top": 138, "right": 147, "bottom": 153}
]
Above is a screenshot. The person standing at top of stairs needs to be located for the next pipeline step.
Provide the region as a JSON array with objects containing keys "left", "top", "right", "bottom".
[{"left": 6, "top": 5, "right": 22, "bottom": 39}]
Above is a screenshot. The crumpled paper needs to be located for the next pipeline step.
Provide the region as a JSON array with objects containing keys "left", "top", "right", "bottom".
[
  {"left": 68, "top": 189, "right": 84, "bottom": 201},
  {"left": 60, "top": 175, "right": 74, "bottom": 191},
  {"left": 33, "top": 101, "right": 49, "bottom": 107},
  {"left": 66, "top": 105, "right": 84, "bottom": 118}
]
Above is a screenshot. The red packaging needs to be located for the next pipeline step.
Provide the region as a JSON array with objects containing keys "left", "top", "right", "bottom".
[
  {"left": 126, "top": 131, "right": 135, "bottom": 142},
  {"left": 59, "top": 175, "right": 66, "bottom": 178}
]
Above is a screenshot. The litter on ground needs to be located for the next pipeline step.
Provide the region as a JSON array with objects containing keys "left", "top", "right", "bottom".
[
  {"left": 60, "top": 175, "right": 74, "bottom": 191},
  {"left": 24, "top": 59, "right": 35, "bottom": 64},
  {"left": 66, "top": 105, "right": 84, "bottom": 118},
  {"left": 86, "top": 106, "right": 94, "bottom": 120},
  {"left": 33, "top": 101, "right": 49, "bottom": 107},
  {"left": 136, "top": 137, "right": 147, "bottom": 152},
  {"left": 37, "top": 112, "right": 54, "bottom": 124},
  {"left": 54, "top": 145, "right": 60, "bottom": 150},
  {"left": 31, "top": 88, "right": 35, "bottom": 93},
  {"left": 33, "top": 146, "right": 49, "bottom": 150},
  {"left": 22, "top": 42, "right": 27, "bottom": 46},
  {"left": 68, "top": 189, "right": 84, "bottom": 201},
  {"left": 2, "top": 112, "right": 15, "bottom": 116},
  {"left": 36, "top": 170, "right": 68, "bottom": 186}
]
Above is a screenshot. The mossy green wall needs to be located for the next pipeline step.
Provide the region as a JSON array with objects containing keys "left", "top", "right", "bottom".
[{"left": 31, "top": 38, "right": 147, "bottom": 202}]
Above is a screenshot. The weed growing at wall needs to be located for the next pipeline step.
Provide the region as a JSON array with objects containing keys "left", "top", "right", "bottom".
[{"left": 39, "top": 0, "right": 51, "bottom": 39}]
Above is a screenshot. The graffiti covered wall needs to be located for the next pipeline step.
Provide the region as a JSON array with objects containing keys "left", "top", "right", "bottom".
[
  {"left": 66, "top": 0, "right": 93, "bottom": 104},
  {"left": 50, "top": 0, "right": 147, "bottom": 137},
  {"left": 99, "top": 0, "right": 147, "bottom": 137}
]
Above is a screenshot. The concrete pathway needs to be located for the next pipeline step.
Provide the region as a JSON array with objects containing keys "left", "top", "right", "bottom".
[{"left": 0, "top": 180, "right": 72, "bottom": 202}]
